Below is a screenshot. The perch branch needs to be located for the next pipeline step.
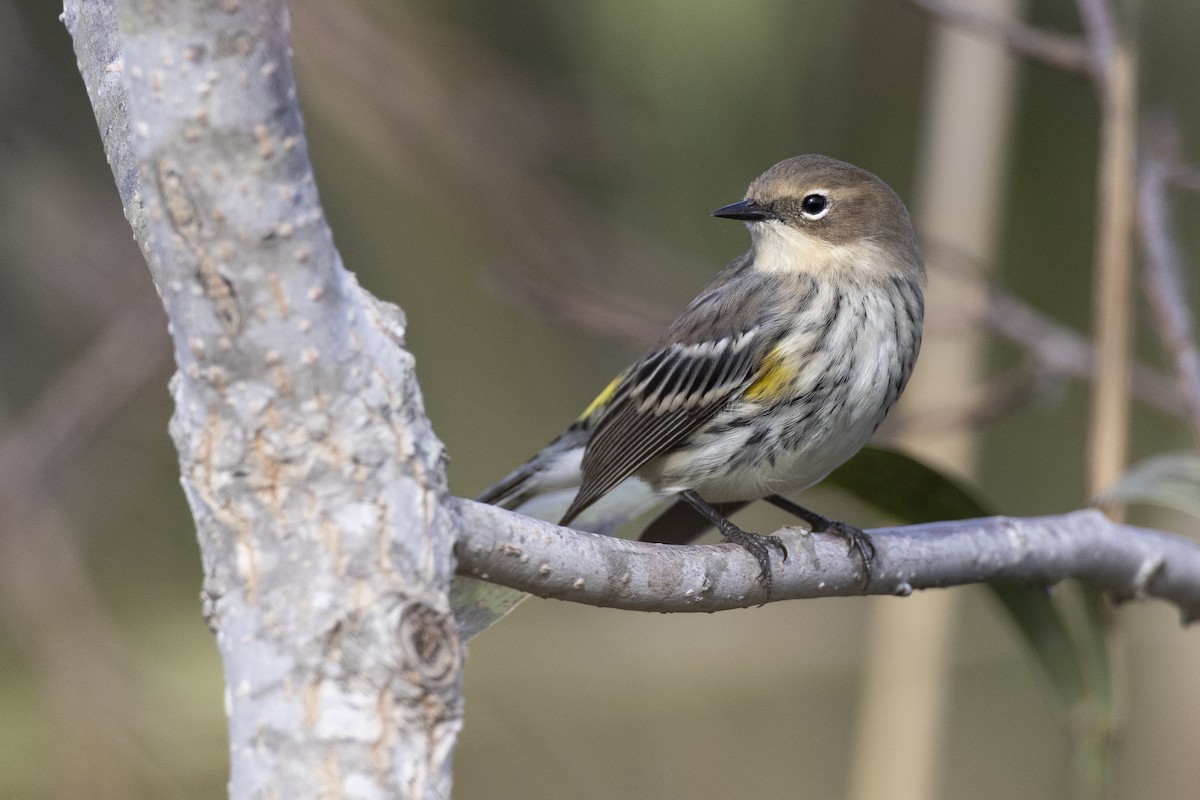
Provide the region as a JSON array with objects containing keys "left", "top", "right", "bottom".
[{"left": 455, "top": 500, "right": 1200, "bottom": 623}]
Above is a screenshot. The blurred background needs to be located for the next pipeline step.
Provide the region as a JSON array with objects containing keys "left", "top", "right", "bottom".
[{"left": 3, "top": 0, "right": 1199, "bottom": 797}]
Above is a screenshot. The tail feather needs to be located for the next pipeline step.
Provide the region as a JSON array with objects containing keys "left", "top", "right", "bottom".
[
  {"left": 458, "top": 428, "right": 664, "bottom": 641},
  {"left": 475, "top": 426, "right": 589, "bottom": 509}
]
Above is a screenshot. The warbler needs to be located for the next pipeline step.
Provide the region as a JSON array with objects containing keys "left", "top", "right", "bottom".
[{"left": 476, "top": 154, "right": 924, "bottom": 601}]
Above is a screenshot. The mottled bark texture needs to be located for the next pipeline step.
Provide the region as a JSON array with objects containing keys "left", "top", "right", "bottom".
[
  {"left": 64, "top": 2, "right": 461, "bottom": 798},
  {"left": 457, "top": 503, "right": 1200, "bottom": 623}
]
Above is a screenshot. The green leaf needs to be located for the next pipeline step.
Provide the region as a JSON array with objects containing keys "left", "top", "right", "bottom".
[
  {"left": 826, "top": 445, "right": 989, "bottom": 523},
  {"left": 828, "top": 446, "right": 1103, "bottom": 717},
  {"left": 1097, "top": 451, "right": 1200, "bottom": 519},
  {"left": 988, "top": 583, "right": 1087, "bottom": 707}
]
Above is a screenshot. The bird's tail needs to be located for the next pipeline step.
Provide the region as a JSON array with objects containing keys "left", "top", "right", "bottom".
[
  {"left": 453, "top": 424, "right": 667, "bottom": 639},
  {"left": 455, "top": 377, "right": 746, "bottom": 638}
]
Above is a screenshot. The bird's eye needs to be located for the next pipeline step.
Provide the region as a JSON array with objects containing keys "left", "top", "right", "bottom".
[{"left": 800, "top": 193, "right": 830, "bottom": 219}]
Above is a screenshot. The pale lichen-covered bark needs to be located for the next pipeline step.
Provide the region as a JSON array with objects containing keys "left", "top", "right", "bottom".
[
  {"left": 456, "top": 503, "right": 1200, "bottom": 622},
  {"left": 64, "top": 2, "right": 461, "bottom": 797}
]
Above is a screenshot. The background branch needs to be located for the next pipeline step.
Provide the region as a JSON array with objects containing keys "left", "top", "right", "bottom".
[
  {"left": 903, "top": 0, "right": 1092, "bottom": 77},
  {"left": 0, "top": 300, "right": 169, "bottom": 799},
  {"left": 1081, "top": 0, "right": 1138, "bottom": 503},
  {"left": 1138, "top": 117, "right": 1200, "bottom": 442}
]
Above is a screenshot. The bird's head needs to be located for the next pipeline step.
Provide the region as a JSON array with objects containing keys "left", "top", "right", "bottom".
[{"left": 713, "top": 154, "right": 924, "bottom": 283}]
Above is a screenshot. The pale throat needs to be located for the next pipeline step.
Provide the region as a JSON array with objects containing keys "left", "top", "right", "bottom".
[{"left": 749, "top": 219, "right": 882, "bottom": 278}]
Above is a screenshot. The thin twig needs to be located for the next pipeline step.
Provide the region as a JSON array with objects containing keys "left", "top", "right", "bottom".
[
  {"left": 1076, "top": 0, "right": 1119, "bottom": 83},
  {"left": 1169, "top": 164, "right": 1200, "bottom": 191},
  {"left": 903, "top": 0, "right": 1092, "bottom": 78},
  {"left": 984, "top": 289, "right": 1183, "bottom": 417},
  {"left": 0, "top": 300, "right": 171, "bottom": 797},
  {"left": 486, "top": 260, "right": 671, "bottom": 347},
  {"left": 1078, "top": 0, "right": 1137, "bottom": 500},
  {"left": 456, "top": 500, "right": 1200, "bottom": 623},
  {"left": 1137, "top": 118, "right": 1200, "bottom": 443},
  {"left": 0, "top": 301, "right": 169, "bottom": 519},
  {"left": 885, "top": 364, "right": 1040, "bottom": 436}
]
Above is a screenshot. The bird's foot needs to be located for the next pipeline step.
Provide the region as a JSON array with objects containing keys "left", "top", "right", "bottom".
[
  {"left": 765, "top": 496, "right": 874, "bottom": 589},
  {"left": 677, "top": 490, "right": 787, "bottom": 604},
  {"left": 814, "top": 518, "right": 875, "bottom": 589},
  {"left": 716, "top": 521, "right": 787, "bottom": 605}
]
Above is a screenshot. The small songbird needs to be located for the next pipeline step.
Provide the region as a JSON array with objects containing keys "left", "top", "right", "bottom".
[{"left": 476, "top": 154, "right": 925, "bottom": 601}]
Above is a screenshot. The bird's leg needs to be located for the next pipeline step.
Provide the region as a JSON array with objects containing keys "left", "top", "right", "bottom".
[
  {"left": 679, "top": 490, "right": 787, "bottom": 602},
  {"left": 766, "top": 495, "right": 875, "bottom": 587}
]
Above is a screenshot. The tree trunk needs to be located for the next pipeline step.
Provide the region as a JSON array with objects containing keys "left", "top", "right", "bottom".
[{"left": 63, "top": 2, "right": 463, "bottom": 797}]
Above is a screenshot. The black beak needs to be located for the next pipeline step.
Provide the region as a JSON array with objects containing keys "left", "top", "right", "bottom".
[{"left": 711, "top": 198, "right": 769, "bottom": 221}]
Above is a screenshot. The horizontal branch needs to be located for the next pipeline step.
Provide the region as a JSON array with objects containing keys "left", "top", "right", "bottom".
[
  {"left": 455, "top": 499, "right": 1200, "bottom": 623},
  {"left": 984, "top": 288, "right": 1185, "bottom": 417}
]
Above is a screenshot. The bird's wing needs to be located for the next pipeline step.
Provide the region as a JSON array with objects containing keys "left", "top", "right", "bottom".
[{"left": 560, "top": 321, "right": 767, "bottom": 526}]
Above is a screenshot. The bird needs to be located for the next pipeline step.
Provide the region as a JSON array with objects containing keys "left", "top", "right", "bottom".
[{"left": 476, "top": 154, "right": 925, "bottom": 603}]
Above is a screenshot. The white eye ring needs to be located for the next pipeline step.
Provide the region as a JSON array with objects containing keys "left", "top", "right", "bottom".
[{"left": 800, "top": 192, "right": 831, "bottom": 220}]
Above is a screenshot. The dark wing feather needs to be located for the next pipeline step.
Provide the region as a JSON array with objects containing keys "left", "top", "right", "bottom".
[
  {"left": 559, "top": 329, "right": 761, "bottom": 525},
  {"left": 557, "top": 257, "right": 812, "bottom": 527}
]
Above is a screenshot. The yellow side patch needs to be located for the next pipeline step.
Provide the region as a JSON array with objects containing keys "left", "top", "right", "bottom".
[
  {"left": 577, "top": 373, "right": 624, "bottom": 422},
  {"left": 744, "top": 346, "right": 794, "bottom": 401}
]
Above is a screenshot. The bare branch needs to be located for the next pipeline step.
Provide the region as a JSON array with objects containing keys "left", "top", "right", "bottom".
[
  {"left": 1138, "top": 119, "right": 1200, "bottom": 442},
  {"left": 1076, "top": 0, "right": 1119, "bottom": 84},
  {"left": 887, "top": 364, "right": 1041, "bottom": 435},
  {"left": 1169, "top": 163, "right": 1200, "bottom": 191},
  {"left": 984, "top": 289, "right": 1183, "bottom": 416},
  {"left": 486, "top": 259, "right": 670, "bottom": 347},
  {"left": 1083, "top": 7, "right": 1138, "bottom": 500},
  {"left": 456, "top": 500, "right": 1200, "bottom": 623},
  {"left": 0, "top": 301, "right": 168, "bottom": 517},
  {"left": 0, "top": 301, "right": 168, "bottom": 794},
  {"left": 903, "top": 0, "right": 1092, "bottom": 77}
]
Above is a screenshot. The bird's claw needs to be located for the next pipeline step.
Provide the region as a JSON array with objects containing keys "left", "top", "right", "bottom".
[
  {"left": 816, "top": 519, "right": 875, "bottom": 589},
  {"left": 718, "top": 525, "right": 787, "bottom": 605}
]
